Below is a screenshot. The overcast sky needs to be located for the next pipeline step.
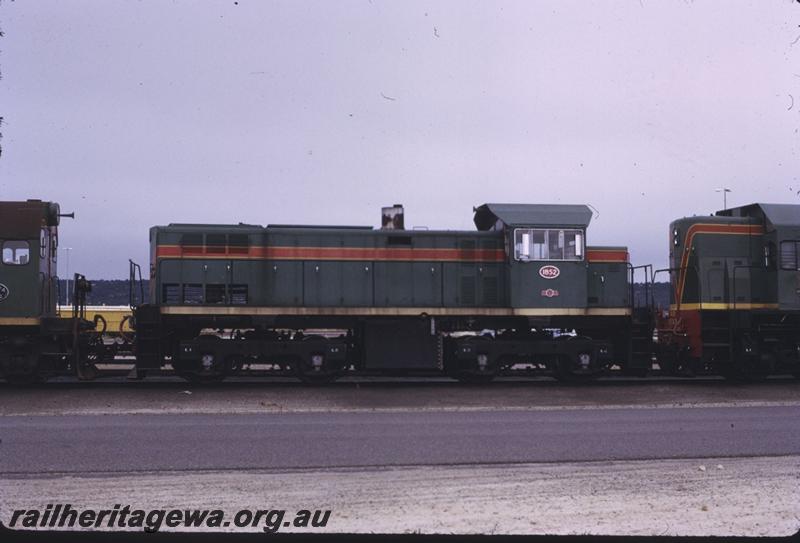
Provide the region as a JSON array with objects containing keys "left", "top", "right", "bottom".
[{"left": 1, "top": 1, "right": 799, "bottom": 278}]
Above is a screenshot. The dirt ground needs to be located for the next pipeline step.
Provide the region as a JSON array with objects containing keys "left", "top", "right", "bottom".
[
  {"left": 2, "top": 455, "right": 799, "bottom": 536},
  {"left": 2, "top": 380, "right": 798, "bottom": 536}
]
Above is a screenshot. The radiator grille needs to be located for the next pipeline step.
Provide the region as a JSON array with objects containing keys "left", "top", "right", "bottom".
[
  {"left": 229, "top": 284, "right": 248, "bottom": 305},
  {"left": 183, "top": 284, "right": 203, "bottom": 304},
  {"left": 162, "top": 284, "right": 180, "bottom": 304}
]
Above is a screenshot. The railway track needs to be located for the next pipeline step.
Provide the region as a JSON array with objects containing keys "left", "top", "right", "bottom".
[{"left": 3, "top": 373, "right": 798, "bottom": 387}]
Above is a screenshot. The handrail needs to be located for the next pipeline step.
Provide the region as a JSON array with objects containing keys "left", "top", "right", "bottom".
[
  {"left": 726, "top": 264, "right": 761, "bottom": 363},
  {"left": 129, "top": 260, "right": 144, "bottom": 309},
  {"left": 628, "top": 263, "right": 653, "bottom": 311},
  {"left": 71, "top": 273, "right": 89, "bottom": 321},
  {"left": 54, "top": 275, "right": 61, "bottom": 316},
  {"left": 652, "top": 265, "right": 698, "bottom": 312},
  {"left": 39, "top": 272, "right": 47, "bottom": 315}
]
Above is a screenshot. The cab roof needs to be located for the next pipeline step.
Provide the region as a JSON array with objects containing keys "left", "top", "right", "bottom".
[
  {"left": 716, "top": 203, "right": 800, "bottom": 229},
  {"left": 473, "top": 203, "right": 593, "bottom": 231}
]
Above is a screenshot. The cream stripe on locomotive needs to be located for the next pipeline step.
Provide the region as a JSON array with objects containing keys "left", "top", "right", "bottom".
[{"left": 0, "top": 317, "right": 41, "bottom": 326}]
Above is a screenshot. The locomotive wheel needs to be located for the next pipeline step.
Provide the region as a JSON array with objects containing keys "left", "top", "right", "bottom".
[
  {"left": 450, "top": 360, "right": 498, "bottom": 384},
  {"left": 447, "top": 336, "right": 497, "bottom": 384},
  {"left": 294, "top": 359, "right": 341, "bottom": 385},
  {"left": 723, "top": 346, "right": 772, "bottom": 382},
  {"left": 76, "top": 339, "right": 103, "bottom": 381},
  {"left": 294, "top": 336, "right": 341, "bottom": 385},
  {"left": 555, "top": 355, "right": 596, "bottom": 383},
  {"left": 555, "top": 337, "right": 599, "bottom": 383},
  {"left": 176, "top": 335, "right": 227, "bottom": 384},
  {"left": 654, "top": 345, "right": 695, "bottom": 377}
]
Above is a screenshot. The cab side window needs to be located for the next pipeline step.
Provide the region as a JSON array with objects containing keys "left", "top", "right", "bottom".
[{"left": 2, "top": 240, "right": 30, "bottom": 265}]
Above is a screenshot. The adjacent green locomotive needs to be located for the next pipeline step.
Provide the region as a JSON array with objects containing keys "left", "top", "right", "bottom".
[
  {"left": 657, "top": 203, "right": 800, "bottom": 378},
  {"left": 0, "top": 200, "right": 97, "bottom": 382},
  {"left": 134, "top": 203, "right": 637, "bottom": 382}
]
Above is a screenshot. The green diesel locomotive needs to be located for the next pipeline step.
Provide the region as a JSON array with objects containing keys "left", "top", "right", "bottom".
[
  {"left": 0, "top": 200, "right": 99, "bottom": 383},
  {"left": 132, "top": 203, "right": 638, "bottom": 383},
  {"left": 657, "top": 203, "right": 800, "bottom": 379}
]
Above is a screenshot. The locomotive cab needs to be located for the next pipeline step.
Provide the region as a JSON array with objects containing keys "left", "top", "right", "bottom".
[
  {"left": 473, "top": 203, "right": 629, "bottom": 314},
  {"left": 0, "top": 200, "right": 61, "bottom": 321},
  {"left": 662, "top": 202, "right": 800, "bottom": 378},
  {"left": 475, "top": 204, "right": 592, "bottom": 310},
  {"left": 0, "top": 200, "right": 100, "bottom": 382},
  {"left": 737, "top": 204, "right": 800, "bottom": 312}
]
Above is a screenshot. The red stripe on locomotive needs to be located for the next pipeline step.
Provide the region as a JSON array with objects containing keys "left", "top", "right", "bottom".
[{"left": 155, "top": 245, "right": 507, "bottom": 262}]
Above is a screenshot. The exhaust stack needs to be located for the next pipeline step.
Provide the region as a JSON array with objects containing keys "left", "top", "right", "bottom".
[{"left": 381, "top": 204, "right": 404, "bottom": 230}]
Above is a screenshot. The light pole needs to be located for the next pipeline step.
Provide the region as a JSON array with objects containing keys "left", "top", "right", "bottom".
[
  {"left": 64, "top": 247, "right": 72, "bottom": 305},
  {"left": 715, "top": 188, "right": 731, "bottom": 210}
]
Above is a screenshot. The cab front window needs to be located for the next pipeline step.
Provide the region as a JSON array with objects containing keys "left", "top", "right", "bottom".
[
  {"left": 514, "top": 228, "right": 583, "bottom": 261},
  {"left": 2, "top": 240, "right": 31, "bottom": 265}
]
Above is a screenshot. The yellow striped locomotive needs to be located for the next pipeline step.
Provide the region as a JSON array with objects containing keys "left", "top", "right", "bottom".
[{"left": 657, "top": 204, "right": 800, "bottom": 379}]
